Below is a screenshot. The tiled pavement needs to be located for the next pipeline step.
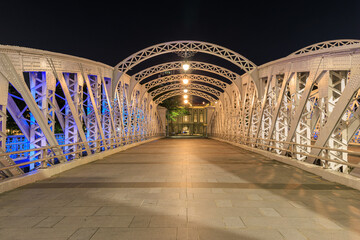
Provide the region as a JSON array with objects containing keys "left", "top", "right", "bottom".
[{"left": 0, "top": 138, "right": 360, "bottom": 239}]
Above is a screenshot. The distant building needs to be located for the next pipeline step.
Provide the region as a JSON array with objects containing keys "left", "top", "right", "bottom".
[{"left": 167, "top": 106, "right": 208, "bottom": 137}]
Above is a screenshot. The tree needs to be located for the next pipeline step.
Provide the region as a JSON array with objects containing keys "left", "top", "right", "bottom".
[{"left": 159, "top": 96, "right": 190, "bottom": 122}]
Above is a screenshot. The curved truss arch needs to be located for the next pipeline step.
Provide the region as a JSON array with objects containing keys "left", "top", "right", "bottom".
[
  {"left": 144, "top": 74, "right": 228, "bottom": 90},
  {"left": 154, "top": 89, "right": 216, "bottom": 104},
  {"left": 150, "top": 83, "right": 221, "bottom": 98},
  {"left": 115, "top": 41, "right": 256, "bottom": 74},
  {"left": 289, "top": 39, "right": 360, "bottom": 56},
  {"left": 134, "top": 61, "right": 240, "bottom": 83}
]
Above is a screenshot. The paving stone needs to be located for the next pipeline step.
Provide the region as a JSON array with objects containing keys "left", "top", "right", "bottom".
[
  {"left": 129, "top": 216, "right": 151, "bottom": 227},
  {"left": 141, "top": 199, "right": 158, "bottom": 207},
  {"left": 197, "top": 227, "right": 284, "bottom": 240},
  {"left": 176, "top": 228, "right": 200, "bottom": 240},
  {"left": 242, "top": 216, "right": 324, "bottom": 229},
  {"left": 278, "top": 228, "right": 307, "bottom": 240},
  {"left": 315, "top": 217, "right": 343, "bottom": 230},
  {"left": 223, "top": 216, "right": 246, "bottom": 228},
  {"left": 259, "top": 208, "right": 281, "bottom": 217},
  {"left": 91, "top": 227, "right": 177, "bottom": 240},
  {"left": 0, "top": 216, "right": 46, "bottom": 228},
  {"left": 212, "top": 188, "right": 225, "bottom": 193},
  {"left": 54, "top": 216, "right": 134, "bottom": 228},
  {"left": 34, "top": 216, "right": 64, "bottom": 228},
  {"left": 0, "top": 227, "right": 77, "bottom": 240},
  {"left": 188, "top": 215, "right": 224, "bottom": 228},
  {"left": 247, "top": 194, "right": 263, "bottom": 200},
  {"left": 33, "top": 207, "right": 100, "bottom": 216},
  {"left": 149, "top": 215, "right": 187, "bottom": 227},
  {"left": 215, "top": 199, "right": 232, "bottom": 207},
  {"left": 299, "top": 228, "right": 360, "bottom": 240},
  {"left": 68, "top": 228, "right": 98, "bottom": 240}
]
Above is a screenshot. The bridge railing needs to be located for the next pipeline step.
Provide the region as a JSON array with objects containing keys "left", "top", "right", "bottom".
[
  {"left": 209, "top": 133, "right": 360, "bottom": 171},
  {"left": 0, "top": 133, "right": 164, "bottom": 177},
  {"left": 5, "top": 134, "right": 65, "bottom": 163}
]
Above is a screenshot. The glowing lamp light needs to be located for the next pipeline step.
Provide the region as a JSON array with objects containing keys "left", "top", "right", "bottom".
[
  {"left": 184, "top": 89, "right": 188, "bottom": 93},
  {"left": 182, "top": 78, "right": 189, "bottom": 84},
  {"left": 184, "top": 99, "right": 189, "bottom": 104},
  {"left": 182, "top": 63, "right": 190, "bottom": 71},
  {"left": 215, "top": 101, "right": 218, "bottom": 104},
  {"left": 202, "top": 102, "right": 205, "bottom": 104},
  {"left": 183, "top": 95, "right": 188, "bottom": 99}
]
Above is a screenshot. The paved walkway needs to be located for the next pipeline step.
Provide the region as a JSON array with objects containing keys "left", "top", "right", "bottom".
[{"left": 0, "top": 138, "right": 360, "bottom": 239}]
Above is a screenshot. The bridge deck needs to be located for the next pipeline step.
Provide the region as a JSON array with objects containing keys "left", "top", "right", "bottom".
[{"left": 0, "top": 138, "right": 359, "bottom": 239}]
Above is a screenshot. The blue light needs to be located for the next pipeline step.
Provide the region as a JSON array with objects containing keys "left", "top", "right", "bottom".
[{"left": 6, "top": 134, "right": 65, "bottom": 172}]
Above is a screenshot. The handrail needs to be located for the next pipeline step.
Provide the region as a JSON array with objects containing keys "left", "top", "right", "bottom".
[
  {"left": 0, "top": 133, "right": 163, "bottom": 173},
  {"left": 210, "top": 133, "right": 360, "bottom": 169}
]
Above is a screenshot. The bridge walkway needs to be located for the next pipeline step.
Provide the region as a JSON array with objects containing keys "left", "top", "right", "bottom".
[{"left": 0, "top": 138, "right": 359, "bottom": 239}]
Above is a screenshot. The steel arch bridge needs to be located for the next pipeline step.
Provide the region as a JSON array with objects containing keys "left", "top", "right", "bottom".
[{"left": 0, "top": 39, "right": 360, "bottom": 184}]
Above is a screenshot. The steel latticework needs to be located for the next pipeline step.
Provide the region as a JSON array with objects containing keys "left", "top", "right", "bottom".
[
  {"left": 0, "top": 40, "right": 360, "bottom": 180},
  {"left": 210, "top": 39, "right": 360, "bottom": 175}
]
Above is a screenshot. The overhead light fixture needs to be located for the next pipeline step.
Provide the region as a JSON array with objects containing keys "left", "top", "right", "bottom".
[
  {"left": 183, "top": 95, "right": 188, "bottom": 99},
  {"left": 184, "top": 89, "right": 188, "bottom": 93},
  {"left": 202, "top": 102, "right": 205, "bottom": 104},
  {"left": 182, "top": 62, "right": 190, "bottom": 71},
  {"left": 182, "top": 78, "right": 189, "bottom": 84},
  {"left": 184, "top": 99, "right": 189, "bottom": 104}
]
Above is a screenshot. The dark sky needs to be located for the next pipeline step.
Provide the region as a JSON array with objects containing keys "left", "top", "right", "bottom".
[{"left": 1, "top": 0, "right": 360, "bottom": 67}]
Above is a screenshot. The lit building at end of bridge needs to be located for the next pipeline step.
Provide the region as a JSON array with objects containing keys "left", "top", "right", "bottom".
[{"left": 167, "top": 105, "right": 213, "bottom": 137}]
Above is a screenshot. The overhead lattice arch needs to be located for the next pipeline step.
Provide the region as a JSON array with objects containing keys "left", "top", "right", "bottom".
[
  {"left": 289, "top": 39, "right": 360, "bottom": 56},
  {"left": 134, "top": 61, "right": 240, "bottom": 83},
  {"left": 144, "top": 74, "right": 228, "bottom": 90},
  {"left": 115, "top": 41, "right": 257, "bottom": 93},
  {"left": 150, "top": 82, "right": 221, "bottom": 97},
  {"left": 154, "top": 89, "right": 216, "bottom": 104},
  {"left": 116, "top": 41, "right": 256, "bottom": 73}
]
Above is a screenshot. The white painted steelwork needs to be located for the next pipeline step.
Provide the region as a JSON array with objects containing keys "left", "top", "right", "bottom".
[{"left": 0, "top": 39, "right": 360, "bottom": 180}]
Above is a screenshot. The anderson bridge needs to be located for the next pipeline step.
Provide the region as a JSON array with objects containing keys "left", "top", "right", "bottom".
[{"left": 0, "top": 40, "right": 359, "bottom": 239}]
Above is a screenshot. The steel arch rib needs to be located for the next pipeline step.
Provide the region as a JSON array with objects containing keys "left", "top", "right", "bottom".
[
  {"left": 115, "top": 41, "right": 256, "bottom": 74},
  {"left": 144, "top": 74, "right": 228, "bottom": 90},
  {"left": 134, "top": 61, "right": 240, "bottom": 83},
  {"left": 289, "top": 39, "right": 360, "bottom": 56},
  {"left": 154, "top": 89, "right": 216, "bottom": 104},
  {"left": 150, "top": 83, "right": 221, "bottom": 97}
]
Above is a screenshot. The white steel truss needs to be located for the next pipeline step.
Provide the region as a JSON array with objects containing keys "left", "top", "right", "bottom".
[
  {"left": 144, "top": 74, "right": 228, "bottom": 90},
  {"left": 289, "top": 39, "right": 360, "bottom": 56},
  {"left": 115, "top": 41, "right": 257, "bottom": 73},
  {"left": 63, "top": 73, "right": 83, "bottom": 158},
  {"left": 114, "top": 41, "right": 259, "bottom": 97},
  {"left": 155, "top": 90, "right": 216, "bottom": 104},
  {"left": 134, "top": 61, "right": 239, "bottom": 82},
  {"left": 150, "top": 83, "right": 221, "bottom": 98},
  {"left": 0, "top": 39, "right": 359, "bottom": 180}
]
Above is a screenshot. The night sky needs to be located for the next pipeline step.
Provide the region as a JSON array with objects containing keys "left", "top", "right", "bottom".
[{"left": 1, "top": 0, "right": 360, "bottom": 67}]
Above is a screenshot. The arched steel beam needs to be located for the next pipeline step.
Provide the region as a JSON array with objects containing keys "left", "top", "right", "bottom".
[
  {"left": 134, "top": 61, "right": 240, "bottom": 83},
  {"left": 144, "top": 74, "right": 228, "bottom": 90},
  {"left": 150, "top": 83, "right": 221, "bottom": 98},
  {"left": 115, "top": 41, "right": 256, "bottom": 73},
  {"left": 113, "top": 41, "right": 258, "bottom": 97},
  {"left": 137, "top": 73, "right": 235, "bottom": 107},
  {"left": 137, "top": 75, "right": 237, "bottom": 114},
  {"left": 289, "top": 39, "right": 360, "bottom": 56},
  {"left": 154, "top": 89, "right": 216, "bottom": 104}
]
